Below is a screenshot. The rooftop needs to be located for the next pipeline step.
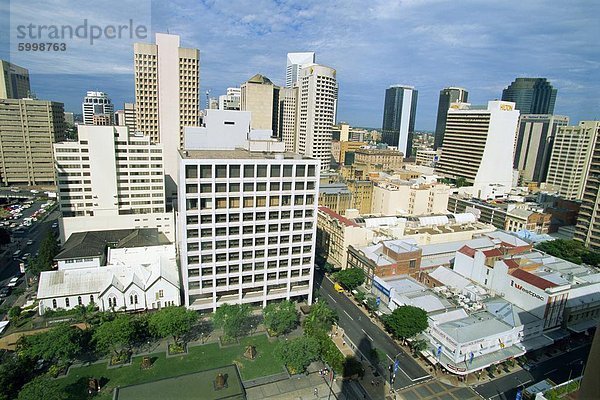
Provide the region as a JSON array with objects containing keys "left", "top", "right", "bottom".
[
  {"left": 56, "top": 229, "right": 171, "bottom": 261},
  {"left": 438, "top": 311, "right": 514, "bottom": 344},
  {"left": 179, "top": 148, "right": 314, "bottom": 160},
  {"left": 318, "top": 206, "right": 359, "bottom": 227}
]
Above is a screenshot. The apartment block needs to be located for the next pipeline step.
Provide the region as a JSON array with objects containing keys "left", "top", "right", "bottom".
[
  {"left": 0, "top": 98, "right": 65, "bottom": 186},
  {"left": 55, "top": 125, "right": 165, "bottom": 216},
  {"left": 296, "top": 64, "right": 337, "bottom": 170},
  {"left": 371, "top": 181, "right": 450, "bottom": 216},
  {"left": 435, "top": 101, "right": 519, "bottom": 192},
  {"left": 134, "top": 33, "right": 199, "bottom": 196},
  {"left": 546, "top": 121, "right": 599, "bottom": 200},
  {"left": 0, "top": 60, "right": 30, "bottom": 99},
  {"left": 575, "top": 125, "right": 600, "bottom": 251},
  {"left": 179, "top": 150, "right": 319, "bottom": 311},
  {"left": 514, "top": 115, "right": 569, "bottom": 184}
]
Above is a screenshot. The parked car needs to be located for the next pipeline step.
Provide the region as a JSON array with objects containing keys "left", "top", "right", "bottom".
[{"left": 26, "top": 240, "right": 33, "bottom": 246}]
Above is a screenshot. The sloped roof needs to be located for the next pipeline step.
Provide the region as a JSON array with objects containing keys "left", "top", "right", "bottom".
[
  {"left": 318, "top": 206, "right": 359, "bottom": 227},
  {"left": 56, "top": 228, "right": 171, "bottom": 261},
  {"left": 246, "top": 74, "right": 273, "bottom": 85},
  {"left": 458, "top": 245, "right": 477, "bottom": 258},
  {"left": 510, "top": 268, "right": 558, "bottom": 290},
  {"left": 483, "top": 248, "right": 504, "bottom": 257}
]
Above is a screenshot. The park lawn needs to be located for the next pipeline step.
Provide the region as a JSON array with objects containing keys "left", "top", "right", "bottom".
[{"left": 57, "top": 335, "right": 284, "bottom": 400}]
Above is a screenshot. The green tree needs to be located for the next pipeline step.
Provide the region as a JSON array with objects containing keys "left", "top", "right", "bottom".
[
  {"left": 274, "top": 336, "right": 320, "bottom": 373},
  {"left": 316, "top": 332, "right": 345, "bottom": 373},
  {"left": 0, "top": 356, "right": 36, "bottom": 400},
  {"left": 354, "top": 291, "right": 366, "bottom": 303},
  {"left": 8, "top": 306, "right": 21, "bottom": 324},
  {"left": 263, "top": 300, "right": 299, "bottom": 336},
  {"left": 382, "top": 305, "right": 428, "bottom": 341},
  {"left": 93, "top": 313, "right": 135, "bottom": 358},
  {"left": 17, "top": 376, "right": 67, "bottom": 400},
  {"left": 365, "top": 297, "right": 379, "bottom": 313},
  {"left": 334, "top": 268, "right": 365, "bottom": 291},
  {"left": 535, "top": 239, "right": 600, "bottom": 266},
  {"left": 148, "top": 306, "right": 198, "bottom": 345},
  {"left": 213, "top": 303, "right": 252, "bottom": 339},
  {"left": 29, "top": 231, "right": 59, "bottom": 275},
  {"left": 302, "top": 301, "right": 337, "bottom": 337},
  {"left": 17, "top": 324, "right": 82, "bottom": 364},
  {"left": 410, "top": 339, "right": 428, "bottom": 355},
  {"left": 455, "top": 177, "right": 468, "bottom": 188}
]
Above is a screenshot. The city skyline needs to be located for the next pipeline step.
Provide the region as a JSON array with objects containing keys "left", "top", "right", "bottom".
[{"left": 1, "top": 0, "right": 598, "bottom": 130}]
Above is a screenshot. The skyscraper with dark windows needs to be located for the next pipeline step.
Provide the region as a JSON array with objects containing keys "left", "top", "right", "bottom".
[
  {"left": 381, "top": 85, "right": 418, "bottom": 157},
  {"left": 501, "top": 78, "right": 557, "bottom": 114},
  {"left": 433, "top": 87, "right": 468, "bottom": 149}
]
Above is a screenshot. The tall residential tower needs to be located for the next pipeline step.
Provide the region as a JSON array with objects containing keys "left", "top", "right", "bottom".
[
  {"left": 295, "top": 64, "right": 337, "bottom": 171},
  {"left": 134, "top": 33, "right": 200, "bottom": 199}
]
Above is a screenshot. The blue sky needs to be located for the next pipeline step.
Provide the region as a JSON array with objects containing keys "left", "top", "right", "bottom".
[{"left": 1, "top": 0, "right": 598, "bottom": 130}]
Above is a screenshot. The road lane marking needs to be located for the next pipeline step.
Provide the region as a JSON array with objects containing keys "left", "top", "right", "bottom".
[
  {"left": 361, "top": 329, "right": 373, "bottom": 341},
  {"left": 343, "top": 310, "right": 353, "bottom": 320},
  {"left": 326, "top": 293, "right": 337, "bottom": 303}
]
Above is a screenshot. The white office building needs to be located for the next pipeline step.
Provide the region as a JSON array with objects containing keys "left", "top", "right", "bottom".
[
  {"left": 435, "top": 101, "right": 520, "bottom": 197},
  {"left": 82, "top": 91, "right": 114, "bottom": 125},
  {"left": 219, "top": 88, "right": 241, "bottom": 110},
  {"left": 296, "top": 64, "right": 337, "bottom": 171},
  {"left": 178, "top": 111, "right": 320, "bottom": 311},
  {"left": 54, "top": 125, "right": 175, "bottom": 242},
  {"left": 285, "top": 52, "right": 315, "bottom": 88}
]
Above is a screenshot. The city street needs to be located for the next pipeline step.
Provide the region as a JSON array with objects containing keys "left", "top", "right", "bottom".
[
  {"left": 314, "top": 270, "right": 430, "bottom": 390},
  {"left": 474, "top": 343, "right": 591, "bottom": 399}
]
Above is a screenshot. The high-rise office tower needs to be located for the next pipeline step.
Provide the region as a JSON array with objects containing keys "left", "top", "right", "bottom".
[
  {"left": 501, "top": 78, "right": 557, "bottom": 114},
  {"left": 278, "top": 87, "right": 298, "bottom": 152},
  {"left": 0, "top": 98, "right": 65, "bottom": 186},
  {"left": 575, "top": 126, "right": 600, "bottom": 251},
  {"left": 514, "top": 114, "right": 569, "bottom": 184},
  {"left": 178, "top": 112, "right": 319, "bottom": 311},
  {"left": 381, "top": 85, "right": 418, "bottom": 157},
  {"left": 546, "top": 121, "right": 600, "bottom": 200},
  {"left": 434, "top": 101, "right": 520, "bottom": 189},
  {"left": 123, "top": 103, "right": 137, "bottom": 131},
  {"left": 134, "top": 33, "right": 199, "bottom": 198},
  {"left": 0, "top": 60, "right": 30, "bottom": 99},
  {"left": 433, "top": 87, "right": 468, "bottom": 149},
  {"left": 240, "top": 74, "right": 278, "bottom": 132},
  {"left": 296, "top": 64, "right": 337, "bottom": 171},
  {"left": 82, "top": 91, "right": 114, "bottom": 125},
  {"left": 218, "top": 88, "right": 241, "bottom": 110},
  {"left": 286, "top": 52, "right": 315, "bottom": 88}
]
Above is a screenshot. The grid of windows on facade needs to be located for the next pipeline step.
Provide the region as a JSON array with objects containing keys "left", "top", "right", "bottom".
[{"left": 182, "top": 161, "right": 318, "bottom": 308}]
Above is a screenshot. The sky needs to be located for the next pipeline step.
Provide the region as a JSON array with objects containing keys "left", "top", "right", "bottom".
[{"left": 1, "top": 0, "right": 599, "bottom": 130}]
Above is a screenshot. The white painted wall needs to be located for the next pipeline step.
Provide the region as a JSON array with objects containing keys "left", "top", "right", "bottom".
[{"left": 184, "top": 110, "right": 250, "bottom": 150}]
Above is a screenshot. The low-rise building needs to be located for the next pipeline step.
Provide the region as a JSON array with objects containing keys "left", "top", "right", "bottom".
[
  {"left": 319, "top": 183, "right": 353, "bottom": 215},
  {"left": 37, "top": 229, "right": 180, "bottom": 315},
  {"left": 415, "top": 148, "right": 441, "bottom": 167},
  {"left": 504, "top": 208, "right": 551, "bottom": 234},
  {"left": 371, "top": 180, "right": 449, "bottom": 216},
  {"left": 346, "top": 180, "right": 373, "bottom": 214},
  {"left": 347, "top": 239, "right": 422, "bottom": 287},
  {"left": 316, "top": 206, "right": 374, "bottom": 269}
]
